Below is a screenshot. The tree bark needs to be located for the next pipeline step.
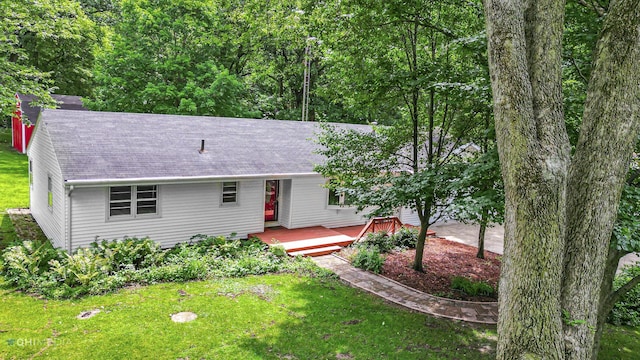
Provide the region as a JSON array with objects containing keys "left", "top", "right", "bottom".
[
  {"left": 413, "top": 201, "right": 432, "bottom": 272},
  {"left": 477, "top": 207, "right": 488, "bottom": 259},
  {"left": 484, "top": 0, "right": 570, "bottom": 358},
  {"left": 561, "top": 1, "right": 640, "bottom": 358}
]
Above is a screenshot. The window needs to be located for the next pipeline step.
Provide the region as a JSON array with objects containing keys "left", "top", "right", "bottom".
[
  {"left": 109, "top": 185, "right": 158, "bottom": 218},
  {"left": 327, "top": 180, "right": 353, "bottom": 207},
  {"left": 47, "top": 175, "right": 53, "bottom": 209},
  {"left": 222, "top": 182, "right": 238, "bottom": 204},
  {"left": 109, "top": 186, "right": 132, "bottom": 216},
  {"left": 136, "top": 185, "right": 158, "bottom": 214}
]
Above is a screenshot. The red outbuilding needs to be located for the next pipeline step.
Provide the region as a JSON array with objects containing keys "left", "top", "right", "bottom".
[{"left": 11, "top": 94, "right": 86, "bottom": 154}]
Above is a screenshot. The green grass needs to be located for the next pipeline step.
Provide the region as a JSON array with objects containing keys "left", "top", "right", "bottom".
[
  {"left": 599, "top": 325, "right": 640, "bottom": 359},
  {"left": 0, "top": 274, "right": 498, "bottom": 359},
  {"left": 0, "top": 128, "right": 29, "bottom": 248}
]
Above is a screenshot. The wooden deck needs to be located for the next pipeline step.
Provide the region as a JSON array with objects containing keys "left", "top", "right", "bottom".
[
  {"left": 249, "top": 225, "right": 363, "bottom": 257},
  {"left": 250, "top": 223, "right": 436, "bottom": 257}
]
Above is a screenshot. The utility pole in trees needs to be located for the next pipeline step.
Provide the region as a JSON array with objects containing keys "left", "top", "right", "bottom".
[{"left": 301, "top": 36, "right": 315, "bottom": 121}]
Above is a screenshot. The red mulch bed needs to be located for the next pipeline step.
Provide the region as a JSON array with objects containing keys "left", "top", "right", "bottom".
[{"left": 381, "top": 237, "right": 501, "bottom": 302}]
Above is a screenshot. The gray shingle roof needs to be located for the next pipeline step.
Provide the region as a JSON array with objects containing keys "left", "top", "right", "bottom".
[{"left": 39, "top": 110, "right": 370, "bottom": 183}]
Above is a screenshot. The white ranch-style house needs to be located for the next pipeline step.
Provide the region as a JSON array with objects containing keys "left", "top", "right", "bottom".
[{"left": 27, "top": 110, "right": 397, "bottom": 252}]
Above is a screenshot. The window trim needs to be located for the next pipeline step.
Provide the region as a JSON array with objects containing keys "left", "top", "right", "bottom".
[
  {"left": 221, "top": 181, "right": 239, "bottom": 205},
  {"left": 47, "top": 174, "right": 53, "bottom": 211},
  {"left": 107, "top": 185, "right": 159, "bottom": 221},
  {"left": 29, "top": 160, "right": 33, "bottom": 189},
  {"left": 326, "top": 180, "right": 354, "bottom": 208}
]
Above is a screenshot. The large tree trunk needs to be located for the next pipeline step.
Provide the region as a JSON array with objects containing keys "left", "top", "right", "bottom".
[
  {"left": 561, "top": 1, "right": 640, "bottom": 358},
  {"left": 484, "top": 0, "right": 640, "bottom": 358},
  {"left": 484, "top": 0, "right": 569, "bottom": 358}
]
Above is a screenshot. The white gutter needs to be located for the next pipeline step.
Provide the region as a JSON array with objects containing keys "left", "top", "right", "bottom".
[{"left": 64, "top": 172, "right": 318, "bottom": 187}]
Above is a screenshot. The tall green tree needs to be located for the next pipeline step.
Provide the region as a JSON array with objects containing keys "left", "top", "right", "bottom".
[
  {"left": 317, "top": 0, "right": 489, "bottom": 271},
  {"left": 88, "top": 0, "right": 256, "bottom": 117},
  {"left": 236, "top": 0, "right": 339, "bottom": 121},
  {"left": 1, "top": 0, "right": 97, "bottom": 117},
  {"left": 483, "top": 0, "right": 640, "bottom": 359},
  {"left": 18, "top": 0, "right": 99, "bottom": 97}
]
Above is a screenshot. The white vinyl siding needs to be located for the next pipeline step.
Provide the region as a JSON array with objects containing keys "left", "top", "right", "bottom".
[
  {"left": 398, "top": 207, "right": 421, "bottom": 226},
  {"left": 278, "top": 179, "right": 293, "bottom": 228},
  {"left": 69, "top": 180, "right": 264, "bottom": 251},
  {"left": 288, "top": 175, "right": 368, "bottom": 229},
  {"left": 27, "top": 123, "right": 66, "bottom": 249}
]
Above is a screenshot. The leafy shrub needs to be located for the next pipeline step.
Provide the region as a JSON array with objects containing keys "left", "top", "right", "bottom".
[
  {"left": 49, "top": 248, "right": 111, "bottom": 286},
  {"left": 0, "top": 234, "right": 328, "bottom": 299},
  {"left": 390, "top": 227, "right": 418, "bottom": 249},
  {"left": 451, "top": 276, "right": 495, "bottom": 297},
  {"left": 609, "top": 265, "right": 640, "bottom": 326},
  {"left": 268, "top": 244, "right": 288, "bottom": 258},
  {"left": 359, "top": 231, "right": 394, "bottom": 253},
  {"left": 90, "top": 237, "right": 165, "bottom": 271},
  {"left": 351, "top": 247, "right": 384, "bottom": 273},
  {"left": 88, "top": 273, "right": 127, "bottom": 295},
  {"left": 188, "top": 234, "right": 249, "bottom": 257},
  {"left": 1, "top": 241, "right": 61, "bottom": 290}
]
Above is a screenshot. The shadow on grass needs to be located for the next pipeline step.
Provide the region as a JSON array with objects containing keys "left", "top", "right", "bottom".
[
  {"left": 0, "top": 212, "right": 18, "bottom": 249},
  {"left": 8, "top": 212, "right": 47, "bottom": 244},
  {"left": 238, "top": 276, "right": 497, "bottom": 359}
]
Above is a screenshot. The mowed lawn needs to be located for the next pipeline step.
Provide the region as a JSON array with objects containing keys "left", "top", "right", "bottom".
[
  {"left": 0, "top": 127, "right": 638, "bottom": 359},
  {"left": 0, "top": 275, "right": 498, "bottom": 360}
]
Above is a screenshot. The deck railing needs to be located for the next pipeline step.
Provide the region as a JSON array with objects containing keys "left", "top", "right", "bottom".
[{"left": 356, "top": 216, "right": 404, "bottom": 240}]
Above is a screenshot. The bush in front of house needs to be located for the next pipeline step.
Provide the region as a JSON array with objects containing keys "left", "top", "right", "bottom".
[
  {"left": 0, "top": 235, "right": 324, "bottom": 299},
  {"left": 609, "top": 265, "right": 640, "bottom": 327},
  {"left": 357, "top": 227, "right": 419, "bottom": 254},
  {"left": 90, "top": 237, "right": 165, "bottom": 271},
  {"left": 351, "top": 246, "right": 384, "bottom": 273},
  {"left": 390, "top": 227, "right": 419, "bottom": 249},
  {"left": 0, "top": 240, "right": 62, "bottom": 290},
  {"left": 359, "top": 231, "right": 394, "bottom": 253}
]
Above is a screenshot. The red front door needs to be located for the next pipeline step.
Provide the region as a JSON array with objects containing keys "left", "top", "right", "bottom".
[{"left": 265, "top": 180, "right": 279, "bottom": 222}]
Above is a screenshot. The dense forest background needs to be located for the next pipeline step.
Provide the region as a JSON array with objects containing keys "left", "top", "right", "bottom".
[
  {"left": 3, "top": 0, "right": 493, "bottom": 125},
  {"left": 2, "top": 0, "right": 594, "bottom": 131}
]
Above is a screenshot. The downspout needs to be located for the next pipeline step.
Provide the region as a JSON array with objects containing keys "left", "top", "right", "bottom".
[{"left": 67, "top": 185, "right": 74, "bottom": 253}]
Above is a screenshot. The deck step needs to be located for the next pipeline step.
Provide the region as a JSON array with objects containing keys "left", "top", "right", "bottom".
[
  {"left": 277, "top": 235, "right": 354, "bottom": 252},
  {"left": 288, "top": 245, "right": 343, "bottom": 257}
]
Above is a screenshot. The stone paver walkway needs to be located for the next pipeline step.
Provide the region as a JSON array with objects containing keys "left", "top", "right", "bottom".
[{"left": 313, "top": 254, "right": 498, "bottom": 325}]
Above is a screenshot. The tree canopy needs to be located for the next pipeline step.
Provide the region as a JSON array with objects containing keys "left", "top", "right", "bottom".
[{"left": 1, "top": 0, "right": 98, "bottom": 117}]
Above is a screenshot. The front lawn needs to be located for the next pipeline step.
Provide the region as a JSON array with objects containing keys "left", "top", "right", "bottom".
[{"left": 0, "top": 274, "right": 497, "bottom": 359}]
